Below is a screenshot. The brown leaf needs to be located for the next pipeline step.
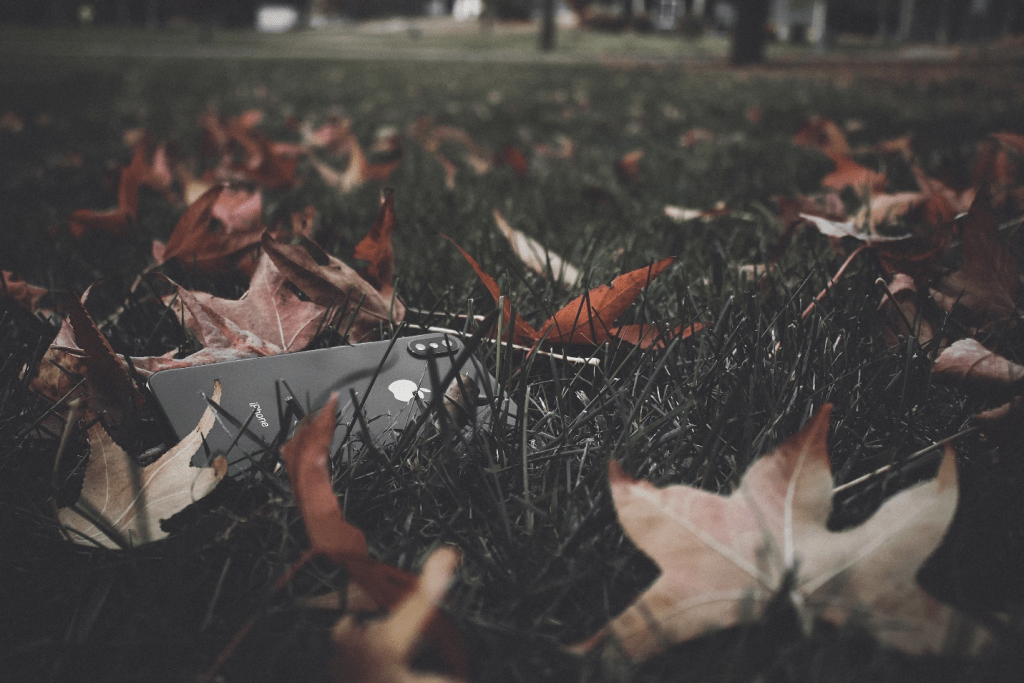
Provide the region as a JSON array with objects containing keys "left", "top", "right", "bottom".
[
  {"left": 354, "top": 190, "right": 398, "bottom": 296},
  {"left": 614, "top": 150, "right": 644, "bottom": 183},
  {"left": 441, "top": 235, "right": 540, "bottom": 345},
  {"left": 606, "top": 321, "right": 704, "bottom": 350},
  {"left": 793, "top": 116, "right": 850, "bottom": 157},
  {"left": 164, "top": 253, "right": 329, "bottom": 355},
  {"left": 930, "top": 188, "right": 1021, "bottom": 326},
  {"left": 499, "top": 145, "right": 529, "bottom": 177},
  {"left": 2, "top": 271, "right": 48, "bottom": 313},
  {"left": 281, "top": 399, "right": 467, "bottom": 679},
  {"left": 282, "top": 394, "right": 368, "bottom": 562},
  {"left": 58, "top": 382, "right": 226, "bottom": 548},
  {"left": 933, "top": 339, "right": 1024, "bottom": 391},
  {"left": 538, "top": 257, "right": 675, "bottom": 345},
  {"left": 878, "top": 273, "right": 936, "bottom": 348},
  {"left": 330, "top": 547, "right": 463, "bottom": 683},
  {"left": 262, "top": 232, "right": 403, "bottom": 343},
  {"left": 158, "top": 185, "right": 264, "bottom": 273},
  {"left": 821, "top": 154, "right": 886, "bottom": 194},
  {"left": 493, "top": 210, "right": 581, "bottom": 289},
  {"left": 573, "top": 405, "right": 990, "bottom": 662},
  {"left": 800, "top": 214, "right": 910, "bottom": 245}
]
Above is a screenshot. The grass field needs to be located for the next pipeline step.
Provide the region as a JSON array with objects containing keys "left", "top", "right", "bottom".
[{"left": 2, "top": 26, "right": 1024, "bottom": 683}]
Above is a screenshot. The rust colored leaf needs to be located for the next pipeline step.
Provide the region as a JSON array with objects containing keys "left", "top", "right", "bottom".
[
  {"left": 615, "top": 149, "right": 644, "bottom": 183},
  {"left": 933, "top": 338, "right": 1024, "bottom": 391},
  {"left": 158, "top": 185, "right": 264, "bottom": 272},
  {"left": 573, "top": 405, "right": 990, "bottom": 662},
  {"left": 282, "top": 394, "right": 368, "bottom": 561},
  {"left": 281, "top": 400, "right": 467, "bottom": 679},
  {"left": 538, "top": 257, "right": 675, "bottom": 345},
  {"left": 354, "top": 190, "right": 398, "bottom": 295},
  {"left": 821, "top": 154, "right": 886, "bottom": 194},
  {"left": 499, "top": 145, "right": 529, "bottom": 177},
  {"left": 441, "top": 235, "right": 540, "bottom": 345},
  {"left": 262, "top": 233, "right": 403, "bottom": 343},
  {"left": 2, "top": 271, "right": 48, "bottom": 312},
  {"left": 793, "top": 116, "right": 850, "bottom": 157},
  {"left": 607, "top": 321, "right": 704, "bottom": 350},
  {"left": 930, "top": 188, "right": 1021, "bottom": 327}
]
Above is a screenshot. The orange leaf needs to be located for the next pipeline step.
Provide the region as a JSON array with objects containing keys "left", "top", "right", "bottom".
[
  {"left": 353, "top": 190, "right": 397, "bottom": 295},
  {"left": 821, "top": 153, "right": 886, "bottom": 193},
  {"left": 281, "top": 394, "right": 368, "bottom": 561},
  {"left": 615, "top": 149, "right": 644, "bottom": 183},
  {"left": 538, "top": 257, "right": 675, "bottom": 345},
  {"left": 793, "top": 116, "right": 850, "bottom": 157},
  {"left": 608, "top": 321, "right": 704, "bottom": 350},
  {"left": 441, "top": 235, "right": 540, "bottom": 345},
  {"left": 159, "top": 185, "right": 264, "bottom": 272},
  {"left": 500, "top": 144, "right": 529, "bottom": 177},
  {"left": 1, "top": 271, "right": 48, "bottom": 313}
]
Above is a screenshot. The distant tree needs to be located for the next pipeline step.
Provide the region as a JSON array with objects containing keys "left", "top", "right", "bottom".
[
  {"left": 895, "top": 0, "right": 915, "bottom": 41},
  {"left": 730, "top": 0, "right": 771, "bottom": 65}
]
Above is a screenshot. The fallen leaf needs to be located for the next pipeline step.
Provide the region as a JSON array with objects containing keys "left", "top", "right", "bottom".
[
  {"left": 57, "top": 381, "right": 226, "bottom": 548},
  {"left": 157, "top": 185, "right": 264, "bottom": 273},
  {"left": 262, "top": 232, "right": 404, "bottom": 343},
  {"left": 821, "top": 154, "right": 886, "bottom": 194},
  {"left": 878, "top": 273, "right": 936, "bottom": 348},
  {"left": 162, "top": 254, "right": 329, "bottom": 355},
  {"left": 354, "top": 190, "right": 399, "bottom": 296},
  {"left": 793, "top": 116, "right": 850, "bottom": 157},
  {"left": 933, "top": 338, "right": 1024, "bottom": 390},
  {"left": 537, "top": 257, "right": 675, "bottom": 345},
  {"left": 930, "top": 188, "right": 1021, "bottom": 327},
  {"left": 573, "top": 405, "right": 990, "bottom": 662},
  {"left": 615, "top": 150, "right": 644, "bottom": 183},
  {"left": 2, "top": 271, "right": 48, "bottom": 313},
  {"left": 282, "top": 397, "right": 467, "bottom": 678},
  {"left": 499, "top": 145, "right": 529, "bottom": 177},
  {"left": 330, "top": 546, "right": 463, "bottom": 683},
  {"left": 493, "top": 210, "right": 581, "bottom": 289},
  {"left": 800, "top": 214, "right": 910, "bottom": 244}
]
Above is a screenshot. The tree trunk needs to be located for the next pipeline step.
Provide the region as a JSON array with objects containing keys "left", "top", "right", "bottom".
[
  {"left": 895, "top": 0, "right": 915, "bottom": 42},
  {"left": 811, "top": 0, "right": 830, "bottom": 51},
  {"left": 540, "top": 0, "right": 556, "bottom": 50},
  {"left": 730, "top": 0, "right": 772, "bottom": 65}
]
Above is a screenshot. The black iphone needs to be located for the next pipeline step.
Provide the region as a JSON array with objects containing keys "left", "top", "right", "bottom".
[{"left": 147, "top": 333, "right": 514, "bottom": 476}]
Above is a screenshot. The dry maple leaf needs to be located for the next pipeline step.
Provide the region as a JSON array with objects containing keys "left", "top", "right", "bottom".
[
  {"left": 282, "top": 395, "right": 467, "bottom": 678},
  {"left": 155, "top": 185, "right": 264, "bottom": 274},
  {"left": 930, "top": 188, "right": 1021, "bottom": 327},
  {"left": 493, "top": 210, "right": 581, "bottom": 289},
  {"left": 58, "top": 381, "right": 226, "bottom": 548},
  {"left": 262, "top": 233, "right": 404, "bottom": 343},
  {"left": 573, "top": 405, "right": 990, "bottom": 662},
  {"left": 331, "top": 546, "right": 462, "bottom": 683},
  {"left": 933, "top": 338, "right": 1024, "bottom": 391},
  {"left": 615, "top": 150, "right": 644, "bottom": 184},
  {"left": 793, "top": 116, "right": 851, "bottom": 157}
]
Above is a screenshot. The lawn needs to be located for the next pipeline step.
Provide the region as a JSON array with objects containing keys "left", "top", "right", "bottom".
[{"left": 2, "top": 29, "right": 1024, "bottom": 683}]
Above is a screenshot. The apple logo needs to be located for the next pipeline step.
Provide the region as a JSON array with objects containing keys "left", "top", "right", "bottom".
[{"left": 388, "top": 379, "right": 431, "bottom": 403}]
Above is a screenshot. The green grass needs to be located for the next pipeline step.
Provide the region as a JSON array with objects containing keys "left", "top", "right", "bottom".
[{"left": 2, "top": 41, "right": 1024, "bottom": 683}]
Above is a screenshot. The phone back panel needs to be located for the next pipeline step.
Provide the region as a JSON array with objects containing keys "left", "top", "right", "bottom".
[{"left": 147, "top": 334, "right": 511, "bottom": 475}]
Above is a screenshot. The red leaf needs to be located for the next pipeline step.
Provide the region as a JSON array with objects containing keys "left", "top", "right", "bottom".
[
  {"left": 353, "top": 190, "right": 397, "bottom": 295},
  {"left": 615, "top": 149, "right": 644, "bottom": 183},
  {"left": 609, "top": 321, "right": 704, "bottom": 350},
  {"left": 793, "top": 116, "right": 850, "bottom": 157},
  {"left": 538, "top": 257, "right": 675, "bottom": 345},
  {"left": 159, "top": 185, "right": 264, "bottom": 272},
  {"left": 441, "top": 235, "right": 540, "bottom": 345},
  {"left": 821, "top": 154, "right": 886, "bottom": 193},
  {"left": 1, "top": 271, "right": 48, "bottom": 312},
  {"left": 500, "top": 145, "right": 529, "bottom": 177}
]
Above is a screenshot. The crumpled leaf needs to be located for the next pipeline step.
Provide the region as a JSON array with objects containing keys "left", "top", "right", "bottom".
[
  {"left": 331, "top": 546, "right": 462, "bottom": 683},
  {"left": 800, "top": 213, "right": 910, "bottom": 244},
  {"left": 282, "top": 396, "right": 467, "bottom": 679},
  {"left": 821, "top": 154, "right": 887, "bottom": 194},
  {"left": 493, "top": 210, "right": 581, "bottom": 289},
  {"left": 930, "top": 188, "right": 1021, "bottom": 327},
  {"left": 933, "top": 338, "right": 1024, "bottom": 391},
  {"left": 155, "top": 185, "right": 264, "bottom": 273},
  {"left": 200, "top": 110, "right": 298, "bottom": 190},
  {"left": 573, "top": 405, "right": 990, "bottom": 662},
  {"left": 58, "top": 381, "right": 226, "bottom": 548},
  {"left": 262, "top": 232, "right": 404, "bottom": 343}
]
